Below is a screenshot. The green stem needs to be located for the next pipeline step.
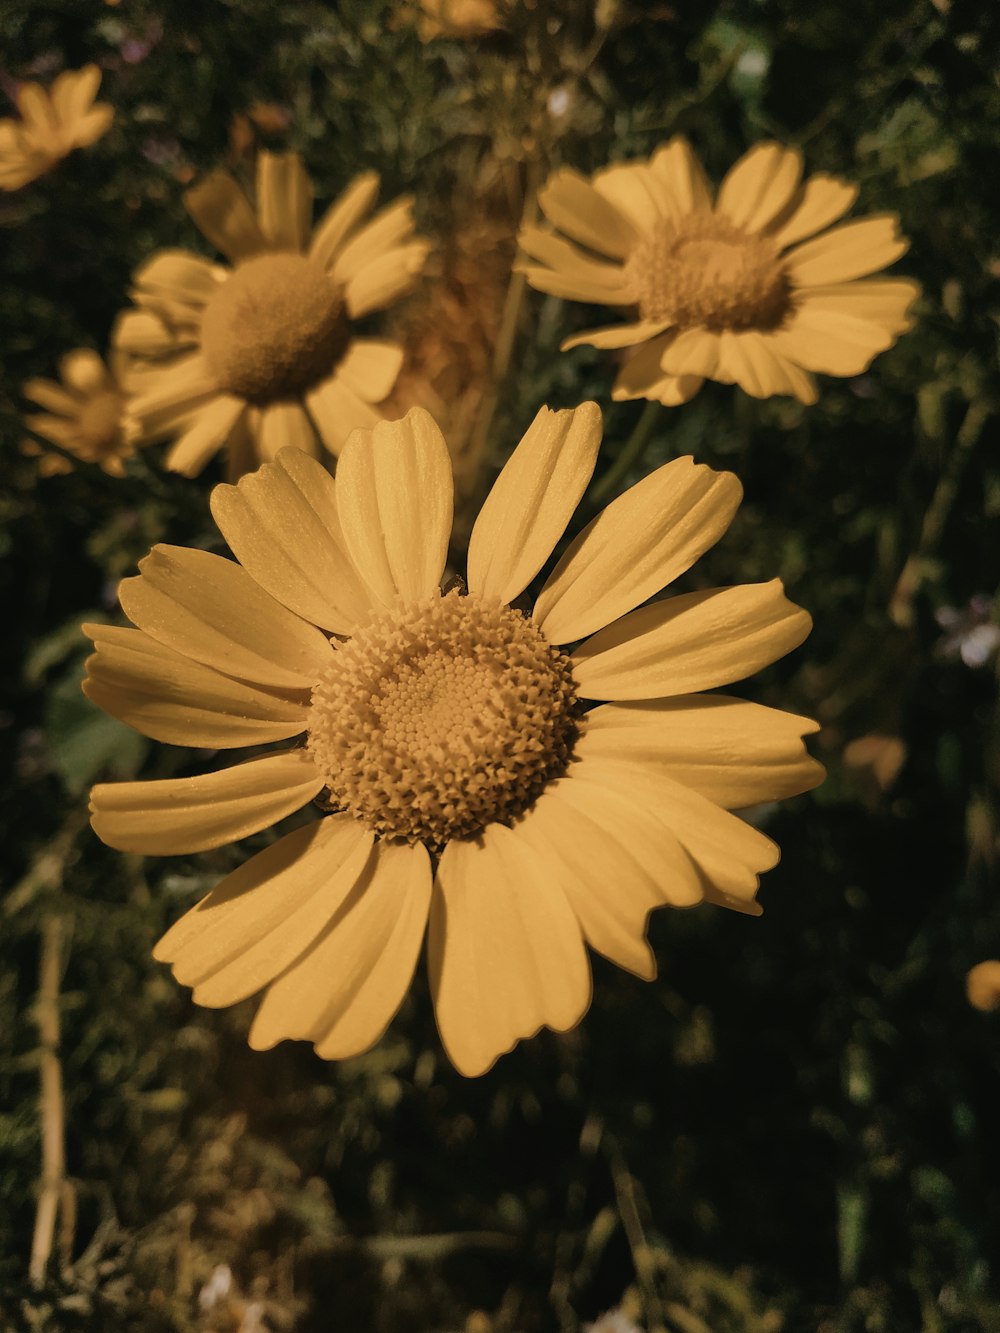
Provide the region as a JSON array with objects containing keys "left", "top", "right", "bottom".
[{"left": 590, "top": 399, "right": 662, "bottom": 505}]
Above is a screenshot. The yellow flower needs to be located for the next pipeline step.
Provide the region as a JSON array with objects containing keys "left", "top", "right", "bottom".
[
  {"left": 966, "top": 961, "right": 1000, "bottom": 1013},
  {"left": 0, "top": 66, "right": 113, "bottom": 191},
  {"left": 85, "top": 403, "right": 822, "bottom": 1076},
  {"left": 115, "top": 152, "right": 431, "bottom": 476},
  {"left": 22, "top": 349, "right": 131, "bottom": 476},
  {"left": 518, "top": 139, "right": 920, "bottom": 406},
  {"left": 414, "top": 0, "right": 503, "bottom": 41}
]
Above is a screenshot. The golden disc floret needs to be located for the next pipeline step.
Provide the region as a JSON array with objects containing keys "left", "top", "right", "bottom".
[
  {"left": 200, "top": 252, "right": 349, "bottom": 403},
  {"left": 307, "top": 588, "right": 582, "bottom": 846},
  {"left": 626, "top": 215, "right": 792, "bottom": 332}
]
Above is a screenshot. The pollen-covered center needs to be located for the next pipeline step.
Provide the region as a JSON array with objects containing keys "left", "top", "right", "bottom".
[
  {"left": 307, "top": 589, "right": 581, "bottom": 847},
  {"left": 626, "top": 215, "right": 792, "bottom": 331},
  {"left": 200, "top": 252, "right": 350, "bottom": 404}
]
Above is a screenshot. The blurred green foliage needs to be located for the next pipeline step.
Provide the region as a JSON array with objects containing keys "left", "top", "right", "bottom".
[{"left": 1, "top": 0, "right": 999, "bottom": 1329}]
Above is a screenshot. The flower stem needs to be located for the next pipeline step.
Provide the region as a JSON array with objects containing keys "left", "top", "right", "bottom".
[
  {"left": 590, "top": 399, "right": 662, "bottom": 505},
  {"left": 29, "top": 913, "right": 69, "bottom": 1286}
]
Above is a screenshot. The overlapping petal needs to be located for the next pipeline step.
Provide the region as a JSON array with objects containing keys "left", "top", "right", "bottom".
[
  {"left": 250, "top": 839, "right": 432, "bottom": 1058},
  {"left": 534, "top": 456, "right": 743, "bottom": 643},
  {"left": 335, "top": 407, "right": 453, "bottom": 605},
  {"left": 429, "top": 823, "right": 592, "bottom": 1077},
  {"left": 210, "top": 448, "right": 373, "bottom": 633},
  {"left": 82, "top": 622, "right": 309, "bottom": 748}
]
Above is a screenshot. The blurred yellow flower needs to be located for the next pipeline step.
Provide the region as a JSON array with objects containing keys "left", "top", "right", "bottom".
[
  {"left": 966, "top": 961, "right": 1000, "bottom": 1012},
  {"left": 85, "top": 403, "right": 821, "bottom": 1076},
  {"left": 0, "top": 65, "right": 113, "bottom": 190},
  {"left": 115, "top": 152, "right": 430, "bottom": 475},
  {"left": 519, "top": 139, "right": 919, "bottom": 406},
  {"left": 415, "top": 0, "right": 503, "bottom": 40},
  {"left": 22, "top": 349, "right": 131, "bottom": 476}
]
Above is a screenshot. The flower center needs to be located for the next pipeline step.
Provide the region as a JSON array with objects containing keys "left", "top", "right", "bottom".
[
  {"left": 76, "top": 389, "right": 124, "bottom": 458},
  {"left": 626, "top": 216, "right": 792, "bottom": 331},
  {"left": 199, "top": 252, "right": 350, "bottom": 404},
  {"left": 307, "top": 589, "right": 581, "bottom": 847}
]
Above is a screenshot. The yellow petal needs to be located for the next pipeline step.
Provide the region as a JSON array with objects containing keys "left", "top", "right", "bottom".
[
  {"left": 660, "top": 328, "right": 721, "bottom": 379},
  {"left": 126, "top": 354, "right": 220, "bottom": 442},
  {"left": 572, "top": 580, "right": 812, "bottom": 700},
  {"left": 517, "top": 227, "right": 628, "bottom": 292},
  {"left": 561, "top": 319, "right": 671, "bottom": 352},
  {"left": 515, "top": 263, "right": 633, "bottom": 307},
  {"left": 70, "top": 104, "right": 113, "bottom": 150},
  {"left": 306, "top": 372, "right": 382, "bottom": 456},
  {"left": 134, "top": 250, "right": 223, "bottom": 307},
  {"left": 252, "top": 400, "right": 317, "bottom": 464},
  {"left": 211, "top": 448, "right": 374, "bottom": 633},
  {"left": 535, "top": 456, "right": 742, "bottom": 643},
  {"left": 256, "top": 150, "right": 312, "bottom": 252},
  {"left": 309, "top": 172, "right": 380, "bottom": 271},
  {"left": 113, "top": 309, "right": 189, "bottom": 359},
  {"left": 512, "top": 776, "right": 699, "bottom": 979},
  {"left": 184, "top": 170, "right": 267, "bottom": 262},
  {"left": 648, "top": 137, "right": 713, "bottom": 215},
  {"left": 336, "top": 338, "right": 404, "bottom": 403},
  {"left": 90, "top": 751, "right": 324, "bottom": 855},
  {"left": 583, "top": 696, "right": 825, "bottom": 807},
  {"left": 773, "top": 301, "right": 903, "bottom": 377},
  {"left": 467, "top": 402, "right": 602, "bottom": 605},
  {"left": 767, "top": 173, "right": 858, "bottom": 250},
  {"left": 538, "top": 167, "right": 639, "bottom": 260},
  {"left": 250, "top": 840, "right": 432, "bottom": 1058},
  {"left": 568, "top": 752, "right": 776, "bottom": 913},
  {"left": 335, "top": 406, "right": 453, "bottom": 605},
  {"left": 23, "top": 377, "right": 78, "bottom": 415},
  {"left": 83, "top": 622, "right": 309, "bottom": 748},
  {"left": 715, "top": 330, "right": 806, "bottom": 400},
  {"left": 343, "top": 240, "right": 431, "bottom": 318},
  {"left": 119, "top": 544, "right": 333, "bottom": 689},
  {"left": 429, "top": 823, "right": 592, "bottom": 1077},
  {"left": 715, "top": 142, "right": 803, "bottom": 234},
  {"left": 50, "top": 65, "right": 100, "bottom": 124},
  {"left": 791, "top": 278, "right": 920, "bottom": 331},
  {"left": 160, "top": 816, "right": 373, "bottom": 1007},
  {"left": 592, "top": 161, "right": 665, "bottom": 233},
  {"left": 165, "top": 394, "right": 246, "bottom": 476},
  {"left": 612, "top": 338, "right": 703, "bottom": 406},
  {"left": 784, "top": 215, "right": 909, "bottom": 287},
  {"left": 331, "top": 197, "right": 418, "bottom": 286}
]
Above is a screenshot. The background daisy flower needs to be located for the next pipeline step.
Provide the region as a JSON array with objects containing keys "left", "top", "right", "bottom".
[
  {"left": 115, "top": 151, "right": 431, "bottom": 475},
  {"left": 21, "top": 348, "right": 131, "bottom": 476},
  {"left": 85, "top": 403, "right": 821, "bottom": 1077},
  {"left": 0, "top": 65, "right": 113, "bottom": 191},
  {"left": 518, "top": 138, "right": 920, "bottom": 407}
]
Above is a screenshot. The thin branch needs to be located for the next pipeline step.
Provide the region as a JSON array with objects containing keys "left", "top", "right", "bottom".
[{"left": 29, "top": 914, "right": 70, "bottom": 1287}]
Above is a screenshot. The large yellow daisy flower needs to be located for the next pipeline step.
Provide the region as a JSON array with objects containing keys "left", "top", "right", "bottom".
[
  {"left": 518, "top": 139, "right": 920, "bottom": 407},
  {"left": 22, "top": 349, "right": 131, "bottom": 477},
  {"left": 0, "top": 65, "right": 113, "bottom": 191},
  {"left": 115, "top": 152, "right": 430, "bottom": 476},
  {"left": 85, "top": 403, "right": 822, "bottom": 1076}
]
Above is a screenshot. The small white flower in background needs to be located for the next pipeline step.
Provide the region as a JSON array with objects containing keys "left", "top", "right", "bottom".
[
  {"left": 197, "top": 1263, "right": 233, "bottom": 1310},
  {"left": 935, "top": 594, "right": 1000, "bottom": 668},
  {"left": 584, "top": 1310, "right": 642, "bottom": 1333}
]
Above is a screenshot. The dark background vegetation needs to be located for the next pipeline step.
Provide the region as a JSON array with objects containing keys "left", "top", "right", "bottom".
[{"left": 1, "top": 0, "right": 999, "bottom": 1328}]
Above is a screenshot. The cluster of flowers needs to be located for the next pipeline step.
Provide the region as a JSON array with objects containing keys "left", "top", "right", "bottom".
[{"left": 11, "top": 59, "right": 922, "bottom": 1074}]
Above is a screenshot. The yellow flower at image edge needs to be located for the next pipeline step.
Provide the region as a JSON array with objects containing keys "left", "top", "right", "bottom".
[
  {"left": 518, "top": 139, "right": 920, "bottom": 406},
  {"left": 22, "top": 349, "right": 130, "bottom": 476},
  {"left": 116, "top": 151, "right": 430, "bottom": 475},
  {"left": 85, "top": 404, "right": 823, "bottom": 1076},
  {"left": 0, "top": 65, "right": 113, "bottom": 190}
]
